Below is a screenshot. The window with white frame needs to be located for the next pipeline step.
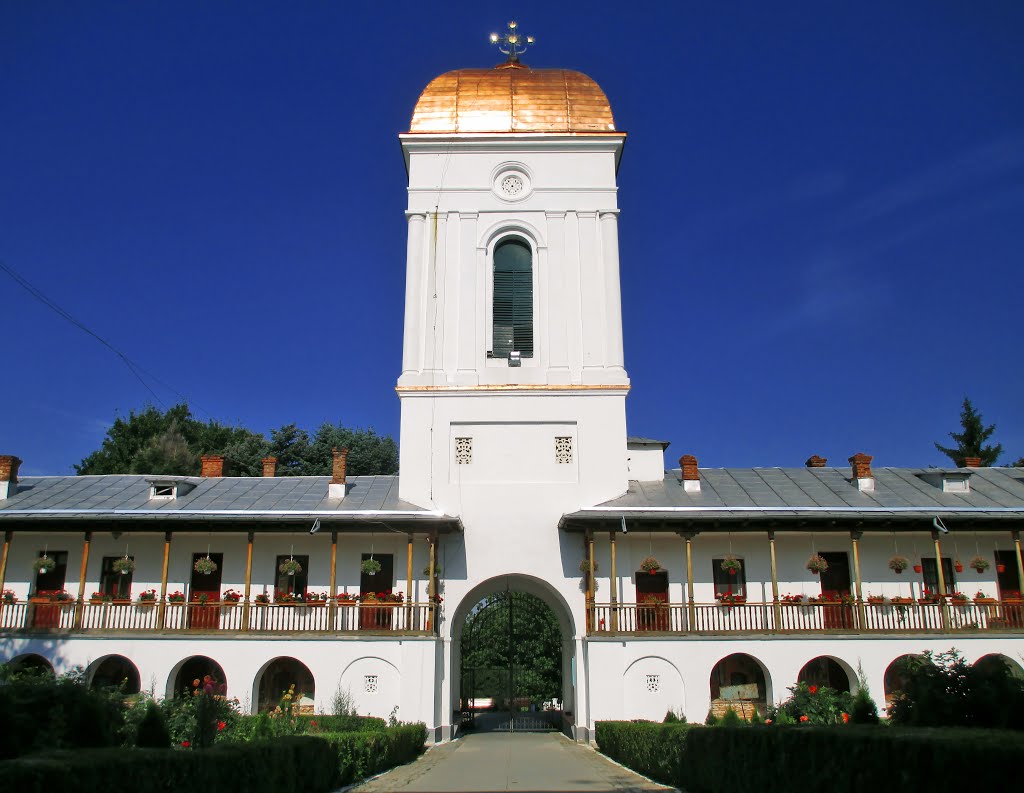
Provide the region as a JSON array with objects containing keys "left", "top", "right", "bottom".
[{"left": 490, "top": 237, "right": 533, "bottom": 360}]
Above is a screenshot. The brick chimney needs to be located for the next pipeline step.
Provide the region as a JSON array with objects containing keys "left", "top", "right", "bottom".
[
  {"left": 0, "top": 455, "right": 21, "bottom": 500},
  {"left": 262, "top": 456, "right": 278, "bottom": 478},
  {"left": 329, "top": 447, "right": 349, "bottom": 499},
  {"left": 200, "top": 454, "right": 225, "bottom": 478},
  {"left": 805, "top": 455, "right": 827, "bottom": 468},
  {"left": 962, "top": 456, "right": 982, "bottom": 468},
  {"left": 849, "top": 452, "right": 874, "bottom": 492},
  {"left": 680, "top": 454, "right": 700, "bottom": 493}
]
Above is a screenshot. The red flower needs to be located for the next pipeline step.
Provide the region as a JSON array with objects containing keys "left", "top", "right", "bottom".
[
  {"left": 181, "top": 740, "right": 190, "bottom": 748},
  {"left": 310, "top": 720, "right": 318, "bottom": 727},
  {"left": 799, "top": 715, "right": 809, "bottom": 722},
  {"left": 217, "top": 721, "right": 226, "bottom": 731},
  {"left": 808, "top": 685, "right": 818, "bottom": 694},
  {"left": 841, "top": 712, "right": 850, "bottom": 723}
]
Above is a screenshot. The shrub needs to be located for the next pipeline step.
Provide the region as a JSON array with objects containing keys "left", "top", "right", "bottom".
[
  {"left": 135, "top": 700, "right": 171, "bottom": 748},
  {"left": 320, "top": 723, "right": 427, "bottom": 785},
  {"left": 771, "top": 681, "right": 853, "bottom": 725},
  {"left": 595, "top": 721, "right": 692, "bottom": 785}
]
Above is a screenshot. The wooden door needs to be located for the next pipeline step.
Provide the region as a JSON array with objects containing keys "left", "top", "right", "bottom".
[
  {"left": 818, "top": 552, "right": 853, "bottom": 628},
  {"left": 360, "top": 554, "right": 394, "bottom": 629},
  {"left": 636, "top": 570, "right": 669, "bottom": 631},
  {"left": 32, "top": 551, "right": 69, "bottom": 628},
  {"left": 189, "top": 552, "right": 223, "bottom": 628}
]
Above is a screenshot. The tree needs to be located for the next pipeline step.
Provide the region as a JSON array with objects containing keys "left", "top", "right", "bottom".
[
  {"left": 934, "top": 397, "right": 1003, "bottom": 467},
  {"left": 75, "top": 404, "right": 399, "bottom": 477}
]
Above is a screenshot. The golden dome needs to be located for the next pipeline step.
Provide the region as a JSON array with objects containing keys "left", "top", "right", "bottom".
[{"left": 409, "top": 65, "right": 616, "bottom": 134}]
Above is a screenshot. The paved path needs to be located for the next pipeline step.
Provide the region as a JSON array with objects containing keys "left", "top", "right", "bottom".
[{"left": 352, "top": 732, "right": 675, "bottom": 793}]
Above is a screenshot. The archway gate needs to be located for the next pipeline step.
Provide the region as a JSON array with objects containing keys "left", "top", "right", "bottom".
[{"left": 460, "top": 587, "right": 563, "bottom": 732}]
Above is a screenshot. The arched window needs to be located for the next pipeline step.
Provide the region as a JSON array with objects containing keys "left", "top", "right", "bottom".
[{"left": 492, "top": 238, "right": 533, "bottom": 359}]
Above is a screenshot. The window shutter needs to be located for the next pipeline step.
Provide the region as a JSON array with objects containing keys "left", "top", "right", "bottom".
[{"left": 492, "top": 240, "right": 533, "bottom": 357}]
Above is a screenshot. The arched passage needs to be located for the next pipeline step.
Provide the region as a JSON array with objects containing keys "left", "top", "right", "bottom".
[
  {"left": 167, "top": 656, "right": 227, "bottom": 699},
  {"left": 709, "top": 653, "right": 771, "bottom": 720},
  {"left": 797, "top": 656, "right": 853, "bottom": 693},
  {"left": 88, "top": 655, "right": 140, "bottom": 693},
  {"left": 255, "top": 657, "right": 315, "bottom": 714},
  {"left": 4, "top": 653, "right": 54, "bottom": 677},
  {"left": 884, "top": 654, "right": 922, "bottom": 704},
  {"left": 449, "top": 574, "right": 576, "bottom": 736},
  {"left": 974, "top": 653, "right": 1024, "bottom": 680}
]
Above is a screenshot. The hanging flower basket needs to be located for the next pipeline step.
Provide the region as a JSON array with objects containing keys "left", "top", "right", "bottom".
[
  {"left": 278, "top": 558, "right": 303, "bottom": 577},
  {"left": 112, "top": 556, "right": 135, "bottom": 575},
  {"left": 888, "top": 555, "right": 909, "bottom": 574},
  {"left": 912, "top": 564, "right": 923, "bottom": 574},
  {"left": 806, "top": 554, "right": 828, "bottom": 575},
  {"left": 578, "top": 559, "right": 599, "bottom": 575},
  {"left": 720, "top": 555, "right": 742, "bottom": 575},
  {"left": 32, "top": 555, "right": 56, "bottom": 574},
  {"left": 193, "top": 556, "right": 218, "bottom": 575},
  {"left": 639, "top": 556, "right": 661, "bottom": 574},
  {"left": 422, "top": 563, "right": 444, "bottom": 577},
  {"left": 969, "top": 555, "right": 990, "bottom": 573},
  {"left": 954, "top": 560, "right": 964, "bottom": 573},
  {"left": 996, "top": 563, "right": 1007, "bottom": 574},
  {"left": 361, "top": 558, "right": 382, "bottom": 576}
]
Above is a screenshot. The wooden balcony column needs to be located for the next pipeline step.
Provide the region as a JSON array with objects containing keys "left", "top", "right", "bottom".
[
  {"left": 682, "top": 531, "right": 698, "bottom": 629},
  {"left": 932, "top": 529, "right": 950, "bottom": 629},
  {"left": 427, "top": 531, "right": 438, "bottom": 632},
  {"left": 242, "top": 531, "right": 254, "bottom": 632},
  {"left": 1013, "top": 531, "right": 1024, "bottom": 597},
  {"left": 0, "top": 530, "right": 12, "bottom": 595},
  {"left": 585, "top": 530, "right": 595, "bottom": 631},
  {"left": 767, "top": 530, "right": 780, "bottom": 630},
  {"left": 405, "top": 533, "right": 413, "bottom": 626},
  {"left": 157, "top": 531, "right": 172, "bottom": 628},
  {"left": 329, "top": 530, "right": 338, "bottom": 630},
  {"left": 850, "top": 529, "right": 865, "bottom": 629},
  {"left": 609, "top": 527, "right": 618, "bottom": 632},
  {"left": 73, "top": 531, "right": 92, "bottom": 628}
]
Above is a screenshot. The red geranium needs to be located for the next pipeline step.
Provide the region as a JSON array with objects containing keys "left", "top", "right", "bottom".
[
  {"left": 181, "top": 740, "right": 190, "bottom": 748},
  {"left": 799, "top": 715, "right": 809, "bottom": 723},
  {"left": 217, "top": 721, "right": 226, "bottom": 731},
  {"left": 808, "top": 685, "right": 818, "bottom": 694}
]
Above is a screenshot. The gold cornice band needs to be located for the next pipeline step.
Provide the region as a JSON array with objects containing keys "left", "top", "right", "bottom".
[{"left": 396, "top": 384, "right": 630, "bottom": 393}]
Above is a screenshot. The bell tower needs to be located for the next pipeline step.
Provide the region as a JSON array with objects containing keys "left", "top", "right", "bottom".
[{"left": 396, "top": 32, "right": 630, "bottom": 512}]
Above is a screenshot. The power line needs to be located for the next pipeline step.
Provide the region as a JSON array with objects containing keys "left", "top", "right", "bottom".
[{"left": 0, "top": 258, "right": 207, "bottom": 415}]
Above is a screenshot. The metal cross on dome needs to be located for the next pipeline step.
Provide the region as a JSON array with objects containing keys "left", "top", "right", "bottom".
[{"left": 489, "top": 20, "right": 535, "bottom": 63}]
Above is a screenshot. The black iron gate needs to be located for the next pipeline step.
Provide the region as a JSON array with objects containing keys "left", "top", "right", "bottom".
[{"left": 460, "top": 587, "right": 562, "bottom": 733}]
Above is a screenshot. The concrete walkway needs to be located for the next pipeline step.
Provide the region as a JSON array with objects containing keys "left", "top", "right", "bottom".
[{"left": 352, "top": 732, "right": 674, "bottom": 793}]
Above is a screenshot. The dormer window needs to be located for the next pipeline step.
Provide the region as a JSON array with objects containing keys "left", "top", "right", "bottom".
[{"left": 916, "top": 471, "right": 972, "bottom": 494}]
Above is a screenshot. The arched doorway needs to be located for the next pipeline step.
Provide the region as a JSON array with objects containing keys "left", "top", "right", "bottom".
[
  {"left": 883, "top": 654, "right": 921, "bottom": 705},
  {"left": 798, "top": 656, "right": 852, "bottom": 693},
  {"left": 709, "top": 653, "right": 770, "bottom": 720},
  {"left": 168, "top": 656, "right": 227, "bottom": 699},
  {"left": 974, "top": 653, "right": 1024, "bottom": 680},
  {"left": 88, "top": 655, "right": 141, "bottom": 693},
  {"left": 451, "top": 575, "right": 575, "bottom": 736},
  {"left": 256, "top": 657, "right": 315, "bottom": 714},
  {"left": 4, "top": 653, "right": 54, "bottom": 677}
]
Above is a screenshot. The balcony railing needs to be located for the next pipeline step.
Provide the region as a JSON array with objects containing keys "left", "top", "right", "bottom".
[
  {"left": 589, "top": 599, "right": 1024, "bottom": 635},
  {"left": 0, "top": 599, "right": 438, "bottom": 636}
]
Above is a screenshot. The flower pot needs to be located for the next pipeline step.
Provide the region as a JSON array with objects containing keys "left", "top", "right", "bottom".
[
  {"left": 649, "top": 569, "right": 657, "bottom": 576},
  {"left": 913, "top": 565, "right": 923, "bottom": 574},
  {"left": 727, "top": 568, "right": 737, "bottom": 576},
  {"left": 954, "top": 563, "right": 964, "bottom": 573},
  {"left": 894, "top": 568, "right": 903, "bottom": 575},
  {"left": 997, "top": 564, "right": 1007, "bottom": 573},
  {"left": 287, "top": 571, "right": 295, "bottom": 576}
]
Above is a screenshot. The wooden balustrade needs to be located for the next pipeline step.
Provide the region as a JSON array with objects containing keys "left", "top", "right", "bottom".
[
  {"left": 588, "top": 599, "right": 1024, "bottom": 635},
  {"left": 0, "top": 599, "right": 437, "bottom": 635}
]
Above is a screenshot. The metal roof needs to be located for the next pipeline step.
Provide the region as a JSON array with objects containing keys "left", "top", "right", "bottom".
[
  {"left": 560, "top": 466, "right": 1024, "bottom": 531},
  {"left": 0, "top": 475, "right": 460, "bottom": 532}
]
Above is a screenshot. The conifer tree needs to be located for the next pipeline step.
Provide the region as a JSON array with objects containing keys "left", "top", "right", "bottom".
[{"left": 934, "top": 397, "right": 1002, "bottom": 467}]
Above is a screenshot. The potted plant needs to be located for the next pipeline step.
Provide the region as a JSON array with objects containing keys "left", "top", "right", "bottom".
[
  {"left": 781, "top": 593, "right": 807, "bottom": 604},
  {"left": 720, "top": 555, "right": 742, "bottom": 576},
  {"left": 334, "top": 592, "right": 358, "bottom": 604},
  {"left": 866, "top": 594, "right": 888, "bottom": 605},
  {"left": 996, "top": 562, "right": 1007, "bottom": 574},
  {"left": 137, "top": 589, "right": 158, "bottom": 604},
  {"left": 969, "top": 555, "right": 990, "bottom": 574},
  {"left": 954, "top": 560, "right": 964, "bottom": 573},
  {"left": 221, "top": 589, "right": 241, "bottom": 603},
  {"left": 112, "top": 556, "right": 135, "bottom": 575},
  {"left": 974, "top": 590, "right": 996, "bottom": 605},
  {"left": 889, "top": 595, "right": 914, "bottom": 605},
  {"left": 254, "top": 593, "right": 270, "bottom": 605},
  {"left": 306, "top": 592, "right": 328, "bottom": 605},
  {"left": 362, "top": 558, "right": 382, "bottom": 576},
  {"left": 34, "top": 589, "right": 72, "bottom": 603},
  {"left": 716, "top": 592, "right": 746, "bottom": 607},
  {"left": 578, "top": 559, "right": 598, "bottom": 574},
  {"left": 949, "top": 591, "right": 969, "bottom": 604},
  {"left": 888, "top": 555, "right": 909, "bottom": 574},
  {"left": 640, "top": 556, "right": 661, "bottom": 574},
  {"left": 806, "top": 554, "right": 828, "bottom": 575},
  {"left": 194, "top": 555, "right": 218, "bottom": 575},
  {"left": 918, "top": 590, "right": 941, "bottom": 604},
  {"left": 33, "top": 555, "right": 56, "bottom": 574},
  {"left": 422, "top": 563, "right": 444, "bottom": 577},
  {"left": 89, "top": 591, "right": 112, "bottom": 604},
  {"left": 912, "top": 563, "right": 923, "bottom": 574},
  {"left": 167, "top": 590, "right": 186, "bottom": 603},
  {"left": 2, "top": 589, "right": 15, "bottom": 604},
  {"left": 278, "top": 558, "right": 303, "bottom": 577},
  {"left": 275, "top": 591, "right": 303, "bottom": 604}
]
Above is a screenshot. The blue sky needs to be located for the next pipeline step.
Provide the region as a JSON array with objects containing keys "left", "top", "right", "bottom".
[{"left": 2, "top": 1, "right": 1022, "bottom": 475}]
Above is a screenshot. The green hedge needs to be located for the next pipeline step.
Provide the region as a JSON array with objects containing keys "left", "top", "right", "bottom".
[
  {"left": 593, "top": 721, "right": 693, "bottom": 785},
  {"left": 321, "top": 723, "right": 427, "bottom": 785},
  {"left": 230, "top": 712, "right": 387, "bottom": 740},
  {"left": 596, "top": 723, "right": 1024, "bottom": 792},
  {"left": 0, "top": 736, "right": 340, "bottom": 793}
]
